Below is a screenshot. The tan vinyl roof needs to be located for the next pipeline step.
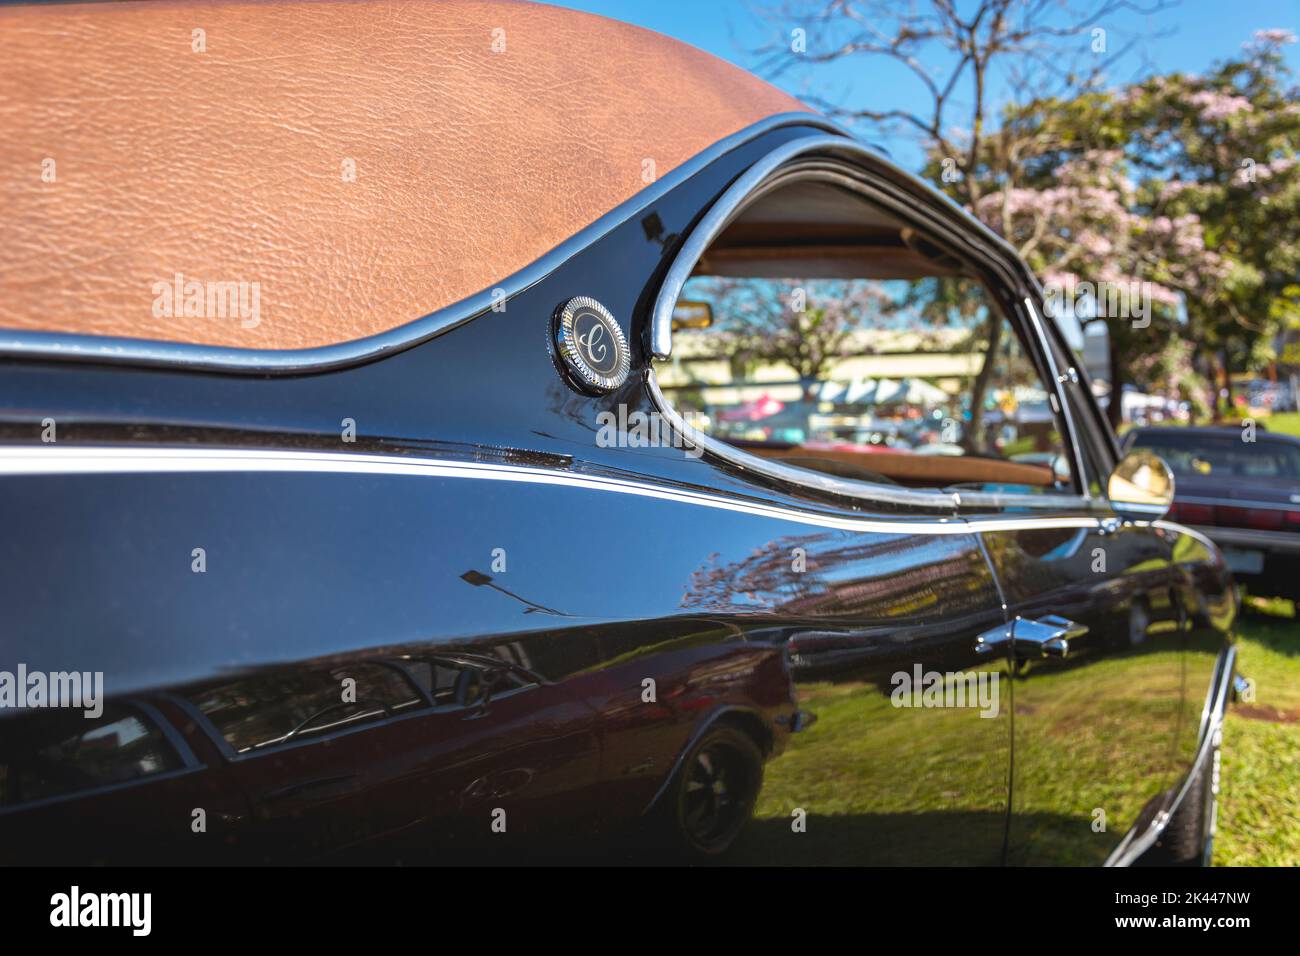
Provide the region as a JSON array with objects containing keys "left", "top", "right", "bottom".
[{"left": 0, "top": 0, "right": 811, "bottom": 351}]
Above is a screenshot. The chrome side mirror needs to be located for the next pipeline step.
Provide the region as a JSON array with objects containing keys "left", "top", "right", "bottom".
[{"left": 1108, "top": 449, "right": 1175, "bottom": 521}]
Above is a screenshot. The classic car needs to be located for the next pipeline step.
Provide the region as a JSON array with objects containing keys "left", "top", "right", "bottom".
[
  {"left": 1125, "top": 425, "right": 1300, "bottom": 602},
  {"left": 0, "top": 0, "right": 1236, "bottom": 867}
]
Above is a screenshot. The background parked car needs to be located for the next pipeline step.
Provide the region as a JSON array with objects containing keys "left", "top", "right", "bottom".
[{"left": 1124, "top": 426, "right": 1300, "bottom": 600}]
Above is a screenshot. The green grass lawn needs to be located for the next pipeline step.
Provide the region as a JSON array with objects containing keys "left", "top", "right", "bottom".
[
  {"left": 1196, "top": 411, "right": 1300, "bottom": 864},
  {"left": 1260, "top": 411, "right": 1300, "bottom": 437},
  {"left": 1215, "top": 596, "right": 1300, "bottom": 866},
  {"left": 734, "top": 596, "right": 1298, "bottom": 865},
  {"left": 1126, "top": 410, "right": 1300, "bottom": 437},
  {"left": 1121, "top": 410, "right": 1300, "bottom": 862}
]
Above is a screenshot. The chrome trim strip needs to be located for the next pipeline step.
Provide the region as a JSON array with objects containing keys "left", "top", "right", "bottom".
[
  {"left": 0, "top": 112, "right": 844, "bottom": 375},
  {"left": 1185, "top": 524, "right": 1300, "bottom": 553},
  {"left": 650, "top": 364, "right": 1099, "bottom": 513},
  {"left": 1177, "top": 495, "right": 1300, "bottom": 512},
  {"left": 647, "top": 366, "right": 960, "bottom": 511},
  {"left": 1114, "top": 501, "right": 1175, "bottom": 518},
  {"left": 644, "top": 140, "right": 1094, "bottom": 512},
  {"left": 0, "top": 444, "right": 1106, "bottom": 536},
  {"left": 0, "top": 766, "right": 206, "bottom": 818},
  {"left": 1153, "top": 519, "right": 1226, "bottom": 556},
  {"left": 1023, "top": 297, "right": 1090, "bottom": 501},
  {"left": 651, "top": 134, "right": 846, "bottom": 361},
  {"left": 964, "top": 515, "right": 1102, "bottom": 533},
  {"left": 0, "top": 444, "right": 963, "bottom": 533},
  {"left": 650, "top": 135, "right": 1053, "bottom": 362},
  {"left": 1105, "top": 644, "right": 1235, "bottom": 867}
]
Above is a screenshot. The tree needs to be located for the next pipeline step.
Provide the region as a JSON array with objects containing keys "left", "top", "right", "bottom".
[
  {"left": 750, "top": 0, "right": 1174, "bottom": 211},
  {"left": 1119, "top": 30, "right": 1300, "bottom": 415},
  {"left": 749, "top": 4, "right": 1300, "bottom": 425},
  {"left": 969, "top": 30, "right": 1300, "bottom": 423},
  {"left": 964, "top": 136, "right": 1222, "bottom": 426},
  {"left": 692, "top": 277, "right": 890, "bottom": 398}
]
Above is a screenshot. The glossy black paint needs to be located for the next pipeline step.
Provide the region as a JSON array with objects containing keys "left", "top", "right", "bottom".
[{"left": 0, "top": 122, "right": 1235, "bottom": 865}]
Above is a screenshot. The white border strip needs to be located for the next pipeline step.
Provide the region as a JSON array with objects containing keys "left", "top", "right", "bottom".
[{"left": 0, "top": 445, "right": 1102, "bottom": 537}]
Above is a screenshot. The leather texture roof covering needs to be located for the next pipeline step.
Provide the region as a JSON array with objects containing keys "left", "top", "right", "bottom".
[{"left": 0, "top": 0, "right": 811, "bottom": 351}]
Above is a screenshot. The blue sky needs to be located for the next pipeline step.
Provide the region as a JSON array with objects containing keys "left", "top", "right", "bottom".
[{"left": 554, "top": 1, "right": 1299, "bottom": 167}]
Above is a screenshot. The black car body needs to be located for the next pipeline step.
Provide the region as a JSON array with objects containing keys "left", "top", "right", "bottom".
[{"left": 0, "top": 0, "right": 1236, "bottom": 867}]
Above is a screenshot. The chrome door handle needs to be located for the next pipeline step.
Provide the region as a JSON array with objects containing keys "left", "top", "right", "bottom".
[
  {"left": 1036, "top": 614, "right": 1088, "bottom": 637},
  {"left": 1013, "top": 615, "right": 1087, "bottom": 658},
  {"left": 974, "top": 622, "right": 1014, "bottom": 656},
  {"left": 974, "top": 616, "right": 1087, "bottom": 659}
]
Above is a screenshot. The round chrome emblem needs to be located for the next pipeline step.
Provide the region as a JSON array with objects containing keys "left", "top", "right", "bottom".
[{"left": 553, "top": 296, "right": 630, "bottom": 393}]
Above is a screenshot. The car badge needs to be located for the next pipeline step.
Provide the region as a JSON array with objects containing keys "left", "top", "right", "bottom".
[{"left": 553, "top": 296, "right": 630, "bottom": 394}]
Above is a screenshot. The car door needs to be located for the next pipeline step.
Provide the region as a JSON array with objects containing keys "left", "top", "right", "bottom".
[
  {"left": 178, "top": 654, "right": 601, "bottom": 862},
  {"left": 0, "top": 699, "right": 251, "bottom": 865},
  {"left": 394, "top": 650, "right": 604, "bottom": 858},
  {"left": 980, "top": 519, "right": 1184, "bottom": 864},
  {"left": 725, "top": 526, "right": 1014, "bottom": 866},
  {"left": 641, "top": 165, "right": 1057, "bottom": 865},
  {"left": 971, "top": 312, "right": 1185, "bottom": 866},
  {"left": 178, "top": 659, "right": 442, "bottom": 862}
]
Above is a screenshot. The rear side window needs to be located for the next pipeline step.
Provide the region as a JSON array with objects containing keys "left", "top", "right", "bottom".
[
  {"left": 399, "top": 656, "right": 538, "bottom": 708},
  {"left": 1131, "top": 431, "right": 1300, "bottom": 479},
  {"left": 185, "top": 662, "right": 424, "bottom": 754},
  {"left": 657, "top": 178, "right": 1073, "bottom": 497},
  {"left": 0, "top": 705, "right": 182, "bottom": 807}
]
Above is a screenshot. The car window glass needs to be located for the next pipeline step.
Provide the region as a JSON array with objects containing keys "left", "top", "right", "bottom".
[
  {"left": 1065, "top": 390, "right": 1107, "bottom": 497},
  {"left": 662, "top": 271, "right": 1071, "bottom": 496},
  {"left": 185, "top": 662, "right": 424, "bottom": 754},
  {"left": 0, "top": 705, "right": 182, "bottom": 807},
  {"left": 399, "top": 656, "right": 536, "bottom": 708}
]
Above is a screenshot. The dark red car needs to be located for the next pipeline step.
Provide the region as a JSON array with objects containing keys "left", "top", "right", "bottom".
[{"left": 1125, "top": 425, "right": 1300, "bottom": 600}]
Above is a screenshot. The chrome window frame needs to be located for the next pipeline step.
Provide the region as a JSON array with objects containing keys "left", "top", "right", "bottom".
[
  {"left": 647, "top": 133, "right": 1095, "bottom": 514},
  {"left": 0, "top": 697, "right": 202, "bottom": 815}
]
